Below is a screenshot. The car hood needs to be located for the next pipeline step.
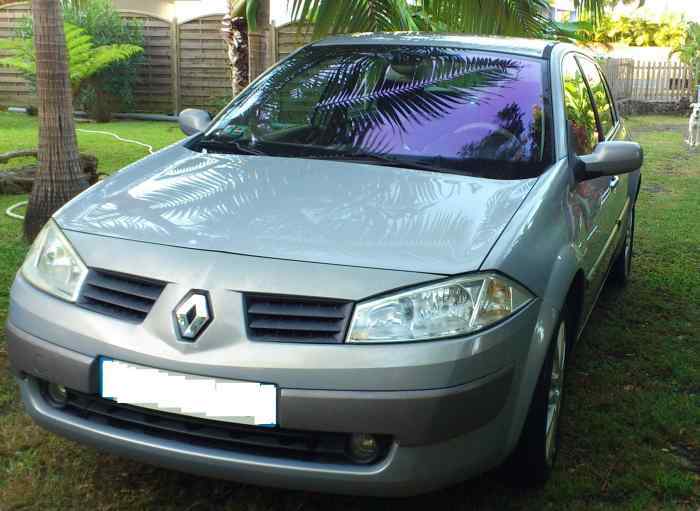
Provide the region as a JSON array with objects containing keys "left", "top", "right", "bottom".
[{"left": 56, "top": 144, "right": 537, "bottom": 275}]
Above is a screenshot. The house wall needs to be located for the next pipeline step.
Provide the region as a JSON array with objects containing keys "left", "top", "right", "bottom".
[{"left": 113, "top": 0, "right": 174, "bottom": 20}]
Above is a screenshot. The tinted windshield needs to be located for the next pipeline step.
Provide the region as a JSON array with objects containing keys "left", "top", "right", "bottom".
[{"left": 196, "top": 45, "right": 552, "bottom": 179}]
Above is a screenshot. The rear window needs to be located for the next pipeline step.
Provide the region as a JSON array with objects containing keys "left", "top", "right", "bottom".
[{"left": 198, "top": 45, "right": 553, "bottom": 179}]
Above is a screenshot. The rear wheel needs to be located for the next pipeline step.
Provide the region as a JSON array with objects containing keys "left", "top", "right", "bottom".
[
  {"left": 504, "top": 311, "right": 568, "bottom": 486},
  {"left": 610, "top": 206, "right": 635, "bottom": 285}
]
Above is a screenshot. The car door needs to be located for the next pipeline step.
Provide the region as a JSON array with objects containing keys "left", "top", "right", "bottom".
[
  {"left": 577, "top": 56, "right": 630, "bottom": 295},
  {"left": 561, "top": 54, "right": 620, "bottom": 315},
  {"left": 577, "top": 55, "right": 629, "bottom": 230}
]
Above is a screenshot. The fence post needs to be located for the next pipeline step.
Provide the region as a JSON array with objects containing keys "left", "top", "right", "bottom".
[
  {"left": 266, "top": 21, "right": 277, "bottom": 66},
  {"left": 171, "top": 19, "right": 180, "bottom": 115}
]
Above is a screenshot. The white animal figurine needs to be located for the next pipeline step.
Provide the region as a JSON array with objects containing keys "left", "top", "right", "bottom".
[{"left": 688, "top": 102, "right": 700, "bottom": 147}]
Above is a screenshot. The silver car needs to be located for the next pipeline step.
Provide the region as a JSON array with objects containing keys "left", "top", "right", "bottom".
[{"left": 7, "top": 34, "right": 642, "bottom": 496}]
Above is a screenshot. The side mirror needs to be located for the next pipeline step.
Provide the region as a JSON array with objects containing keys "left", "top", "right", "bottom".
[
  {"left": 576, "top": 141, "right": 643, "bottom": 180},
  {"left": 179, "top": 108, "right": 212, "bottom": 136}
]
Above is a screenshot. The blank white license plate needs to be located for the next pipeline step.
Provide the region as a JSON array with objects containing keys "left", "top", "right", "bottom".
[{"left": 100, "top": 358, "right": 277, "bottom": 427}]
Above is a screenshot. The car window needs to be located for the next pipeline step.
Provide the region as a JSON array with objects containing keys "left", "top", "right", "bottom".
[
  {"left": 562, "top": 55, "right": 599, "bottom": 156},
  {"left": 199, "top": 46, "right": 552, "bottom": 180},
  {"left": 576, "top": 57, "right": 616, "bottom": 137}
]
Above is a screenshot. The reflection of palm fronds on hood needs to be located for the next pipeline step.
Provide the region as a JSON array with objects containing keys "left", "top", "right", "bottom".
[
  {"left": 128, "top": 155, "right": 279, "bottom": 221},
  {"left": 74, "top": 203, "right": 170, "bottom": 236}
]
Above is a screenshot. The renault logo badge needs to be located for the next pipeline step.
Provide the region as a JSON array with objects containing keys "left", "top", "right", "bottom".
[{"left": 174, "top": 291, "right": 212, "bottom": 341}]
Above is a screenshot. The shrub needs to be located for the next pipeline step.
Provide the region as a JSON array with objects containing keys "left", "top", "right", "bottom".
[
  {"left": 11, "top": 0, "right": 144, "bottom": 121},
  {"left": 63, "top": 0, "right": 145, "bottom": 121},
  {"left": 672, "top": 22, "right": 700, "bottom": 85}
]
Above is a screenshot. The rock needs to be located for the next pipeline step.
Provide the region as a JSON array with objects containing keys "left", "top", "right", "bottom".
[{"left": 0, "top": 150, "right": 101, "bottom": 194}]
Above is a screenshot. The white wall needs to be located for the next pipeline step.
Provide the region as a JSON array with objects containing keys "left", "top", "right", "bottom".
[
  {"left": 611, "top": 0, "right": 700, "bottom": 22},
  {"left": 172, "top": 0, "right": 292, "bottom": 23}
]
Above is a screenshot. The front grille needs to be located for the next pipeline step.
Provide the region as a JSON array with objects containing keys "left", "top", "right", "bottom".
[
  {"left": 46, "top": 384, "right": 389, "bottom": 465},
  {"left": 244, "top": 294, "right": 353, "bottom": 343},
  {"left": 78, "top": 269, "right": 166, "bottom": 323}
]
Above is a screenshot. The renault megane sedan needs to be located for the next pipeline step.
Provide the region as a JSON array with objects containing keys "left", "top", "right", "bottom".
[{"left": 7, "top": 34, "right": 642, "bottom": 496}]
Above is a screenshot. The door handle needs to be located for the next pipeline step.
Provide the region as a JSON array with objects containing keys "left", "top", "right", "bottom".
[{"left": 609, "top": 176, "right": 620, "bottom": 189}]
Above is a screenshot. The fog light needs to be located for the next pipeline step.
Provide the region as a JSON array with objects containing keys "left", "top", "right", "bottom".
[
  {"left": 348, "top": 433, "right": 379, "bottom": 463},
  {"left": 47, "top": 383, "right": 67, "bottom": 407}
]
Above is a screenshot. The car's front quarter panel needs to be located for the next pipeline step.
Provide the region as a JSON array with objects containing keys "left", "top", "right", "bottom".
[{"left": 480, "top": 158, "right": 580, "bottom": 449}]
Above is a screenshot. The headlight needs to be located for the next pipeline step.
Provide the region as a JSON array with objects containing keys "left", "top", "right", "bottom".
[
  {"left": 347, "top": 273, "right": 533, "bottom": 343},
  {"left": 21, "top": 219, "right": 88, "bottom": 302}
]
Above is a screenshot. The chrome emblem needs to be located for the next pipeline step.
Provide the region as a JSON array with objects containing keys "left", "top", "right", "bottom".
[{"left": 174, "top": 291, "right": 212, "bottom": 340}]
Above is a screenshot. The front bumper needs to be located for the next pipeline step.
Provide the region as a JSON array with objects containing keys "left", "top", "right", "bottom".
[
  {"left": 8, "top": 320, "right": 515, "bottom": 496},
  {"left": 7, "top": 320, "right": 512, "bottom": 447}
]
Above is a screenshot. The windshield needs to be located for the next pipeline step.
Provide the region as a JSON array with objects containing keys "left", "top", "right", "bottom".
[{"left": 195, "top": 45, "right": 552, "bottom": 179}]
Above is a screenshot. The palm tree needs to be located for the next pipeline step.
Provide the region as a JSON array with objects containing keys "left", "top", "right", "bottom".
[
  {"left": 223, "top": 0, "right": 270, "bottom": 96},
  {"left": 290, "top": 0, "right": 605, "bottom": 38},
  {"left": 24, "top": 0, "right": 87, "bottom": 241},
  {"left": 223, "top": 0, "right": 606, "bottom": 96}
]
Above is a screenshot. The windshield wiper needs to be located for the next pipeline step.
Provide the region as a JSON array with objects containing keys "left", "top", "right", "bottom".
[
  {"left": 302, "top": 152, "right": 459, "bottom": 174},
  {"left": 197, "top": 137, "right": 267, "bottom": 156}
]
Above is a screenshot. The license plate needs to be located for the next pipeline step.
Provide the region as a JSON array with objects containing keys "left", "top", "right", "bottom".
[{"left": 99, "top": 358, "right": 277, "bottom": 427}]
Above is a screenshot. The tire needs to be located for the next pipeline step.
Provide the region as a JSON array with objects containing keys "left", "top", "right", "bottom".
[
  {"left": 610, "top": 206, "right": 635, "bottom": 285},
  {"left": 503, "top": 309, "right": 569, "bottom": 487}
]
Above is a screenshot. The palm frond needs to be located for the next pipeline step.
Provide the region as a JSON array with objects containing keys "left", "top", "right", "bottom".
[
  {"left": 289, "top": 0, "right": 608, "bottom": 38},
  {"left": 419, "top": 0, "right": 552, "bottom": 37},
  {"left": 0, "top": 21, "right": 143, "bottom": 90},
  {"left": 290, "top": 0, "right": 417, "bottom": 38},
  {"left": 0, "top": 56, "right": 36, "bottom": 75}
]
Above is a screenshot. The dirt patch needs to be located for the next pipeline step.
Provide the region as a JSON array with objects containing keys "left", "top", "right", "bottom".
[
  {"left": 672, "top": 444, "right": 700, "bottom": 474},
  {"left": 633, "top": 124, "right": 688, "bottom": 134},
  {"left": 642, "top": 184, "right": 669, "bottom": 194}
]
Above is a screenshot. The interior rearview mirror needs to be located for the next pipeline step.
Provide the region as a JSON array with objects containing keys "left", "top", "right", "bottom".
[
  {"left": 179, "top": 108, "right": 212, "bottom": 136},
  {"left": 576, "top": 141, "right": 643, "bottom": 180}
]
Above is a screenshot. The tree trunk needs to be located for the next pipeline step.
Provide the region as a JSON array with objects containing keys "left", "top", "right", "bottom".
[
  {"left": 247, "top": 0, "right": 270, "bottom": 82},
  {"left": 24, "top": 0, "right": 88, "bottom": 241},
  {"left": 222, "top": 8, "right": 249, "bottom": 96}
]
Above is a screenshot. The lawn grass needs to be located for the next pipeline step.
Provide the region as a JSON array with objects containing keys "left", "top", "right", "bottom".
[
  {"left": 0, "top": 111, "right": 184, "bottom": 175},
  {"left": 0, "top": 112, "right": 698, "bottom": 510}
]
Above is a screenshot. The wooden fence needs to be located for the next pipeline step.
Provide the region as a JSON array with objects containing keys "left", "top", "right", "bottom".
[
  {"left": 0, "top": 4, "right": 240, "bottom": 113},
  {"left": 0, "top": 2, "right": 32, "bottom": 107},
  {"left": 0, "top": 2, "right": 314, "bottom": 114},
  {"left": 119, "top": 11, "right": 174, "bottom": 113},
  {"left": 602, "top": 58, "right": 695, "bottom": 103}
]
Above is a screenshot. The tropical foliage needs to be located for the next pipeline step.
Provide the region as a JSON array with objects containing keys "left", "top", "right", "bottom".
[
  {"left": 588, "top": 14, "right": 687, "bottom": 47},
  {"left": 62, "top": 0, "right": 145, "bottom": 120},
  {"left": 672, "top": 22, "right": 700, "bottom": 82},
  {"left": 12, "top": 0, "right": 145, "bottom": 121},
  {"left": 0, "top": 23, "right": 142, "bottom": 95},
  {"left": 230, "top": 0, "right": 606, "bottom": 40},
  {"left": 288, "top": 0, "right": 604, "bottom": 39}
]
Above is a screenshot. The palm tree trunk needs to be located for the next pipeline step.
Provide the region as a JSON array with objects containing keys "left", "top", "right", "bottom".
[
  {"left": 247, "top": 0, "right": 270, "bottom": 81},
  {"left": 24, "top": 0, "right": 87, "bottom": 241},
  {"left": 222, "top": 5, "right": 249, "bottom": 96}
]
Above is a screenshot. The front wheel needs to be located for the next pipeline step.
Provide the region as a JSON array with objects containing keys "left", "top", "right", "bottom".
[
  {"left": 610, "top": 206, "right": 635, "bottom": 285},
  {"left": 504, "top": 311, "right": 568, "bottom": 486}
]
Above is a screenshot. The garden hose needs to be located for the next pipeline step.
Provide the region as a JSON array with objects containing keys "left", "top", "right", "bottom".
[{"left": 4, "top": 128, "right": 154, "bottom": 221}]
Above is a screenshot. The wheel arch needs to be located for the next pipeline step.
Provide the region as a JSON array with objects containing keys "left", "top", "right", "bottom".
[{"left": 504, "top": 244, "right": 585, "bottom": 453}]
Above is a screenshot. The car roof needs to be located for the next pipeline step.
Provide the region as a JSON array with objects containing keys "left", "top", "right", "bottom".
[{"left": 310, "top": 32, "right": 558, "bottom": 58}]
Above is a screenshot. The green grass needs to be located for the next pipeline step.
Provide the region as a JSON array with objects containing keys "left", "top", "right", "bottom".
[
  {"left": 0, "top": 112, "right": 698, "bottom": 510},
  {"left": 0, "top": 111, "right": 184, "bottom": 175}
]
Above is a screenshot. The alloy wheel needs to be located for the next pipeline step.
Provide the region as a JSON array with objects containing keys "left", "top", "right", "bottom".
[
  {"left": 623, "top": 211, "right": 634, "bottom": 277},
  {"left": 545, "top": 322, "right": 566, "bottom": 465}
]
